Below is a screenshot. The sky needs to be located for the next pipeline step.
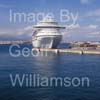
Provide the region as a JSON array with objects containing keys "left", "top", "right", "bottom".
[{"left": 0, "top": 0, "right": 100, "bottom": 41}]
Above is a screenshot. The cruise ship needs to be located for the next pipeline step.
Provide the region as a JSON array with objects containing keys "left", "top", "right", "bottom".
[{"left": 32, "top": 17, "right": 65, "bottom": 48}]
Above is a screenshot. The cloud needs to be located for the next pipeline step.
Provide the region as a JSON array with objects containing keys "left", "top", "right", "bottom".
[
  {"left": 80, "top": 0, "right": 90, "bottom": 4},
  {"left": 66, "top": 24, "right": 80, "bottom": 29},
  {"left": 17, "top": 25, "right": 33, "bottom": 36},
  {"left": 88, "top": 24, "right": 98, "bottom": 29},
  {"left": 80, "top": 8, "right": 100, "bottom": 23},
  {"left": 86, "top": 9, "right": 100, "bottom": 17},
  {"left": 80, "top": 0, "right": 96, "bottom": 5},
  {"left": 23, "top": 26, "right": 33, "bottom": 31},
  {"left": 63, "top": 24, "right": 100, "bottom": 41},
  {"left": 88, "top": 32, "right": 100, "bottom": 37},
  {"left": 0, "top": 25, "right": 33, "bottom": 40}
]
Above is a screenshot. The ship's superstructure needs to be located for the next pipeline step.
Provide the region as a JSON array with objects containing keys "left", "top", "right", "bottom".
[{"left": 32, "top": 17, "right": 65, "bottom": 48}]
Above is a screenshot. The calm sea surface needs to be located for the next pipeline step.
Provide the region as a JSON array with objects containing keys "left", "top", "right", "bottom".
[{"left": 0, "top": 44, "right": 100, "bottom": 100}]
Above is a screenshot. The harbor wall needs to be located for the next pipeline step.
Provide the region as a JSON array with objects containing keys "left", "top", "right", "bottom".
[{"left": 32, "top": 48, "right": 100, "bottom": 55}]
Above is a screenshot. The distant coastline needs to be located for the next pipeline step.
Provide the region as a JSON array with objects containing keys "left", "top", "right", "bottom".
[
  {"left": 0, "top": 40, "right": 32, "bottom": 45},
  {"left": 0, "top": 40, "right": 100, "bottom": 50}
]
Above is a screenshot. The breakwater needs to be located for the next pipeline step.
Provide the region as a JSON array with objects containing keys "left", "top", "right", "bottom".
[{"left": 32, "top": 48, "right": 100, "bottom": 55}]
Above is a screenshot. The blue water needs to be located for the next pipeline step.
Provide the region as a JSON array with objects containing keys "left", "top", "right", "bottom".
[{"left": 0, "top": 44, "right": 100, "bottom": 100}]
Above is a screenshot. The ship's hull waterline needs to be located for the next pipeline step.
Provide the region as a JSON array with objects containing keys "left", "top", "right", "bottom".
[{"left": 32, "top": 35, "right": 62, "bottom": 48}]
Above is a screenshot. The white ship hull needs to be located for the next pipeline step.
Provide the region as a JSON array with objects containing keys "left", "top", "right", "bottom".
[{"left": 32, "top": 35, "right": 62, "bottom": 48}]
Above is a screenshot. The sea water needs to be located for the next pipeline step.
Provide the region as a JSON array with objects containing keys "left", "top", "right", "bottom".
[{"left": 0, "top": 44, "right": 100, "bottom": 100}]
